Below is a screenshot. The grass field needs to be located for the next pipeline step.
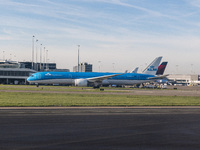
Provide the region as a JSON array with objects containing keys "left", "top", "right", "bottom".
[
  {"left": 0, "top": 85, "right": 200, "bottom": 106},
  {"left": 0, "top": 85, "right": 130, "bottom": 93}
]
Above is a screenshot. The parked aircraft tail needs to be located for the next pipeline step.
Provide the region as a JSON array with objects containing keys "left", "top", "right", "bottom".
[
  {"left": 142, "top": 56, "right": 162, "bottom": 75},
  {"left": 156, "top": 62, "right": 168, "bottom": 75},
  {"left": 131, "top": 67, "right": 139, "bottom": 73}
]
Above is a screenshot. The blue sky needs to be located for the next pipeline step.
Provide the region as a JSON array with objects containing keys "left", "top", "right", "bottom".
[{"left": 1, "top": 0, "right": 200, "bottom": 74}]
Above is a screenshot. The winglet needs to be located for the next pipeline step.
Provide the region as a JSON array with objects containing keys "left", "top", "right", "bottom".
[{"left": 148, "top": 74, "right": 169, "bottom": 80}]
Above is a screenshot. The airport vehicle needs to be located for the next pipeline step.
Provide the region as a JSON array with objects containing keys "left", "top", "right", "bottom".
[{"left": 27, "top": 56, "right": 166, "bottom": 88}]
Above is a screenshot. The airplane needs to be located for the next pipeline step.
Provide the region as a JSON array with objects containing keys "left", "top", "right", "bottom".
[
  {"left": 142, "top": 57, "right": 162, "bottom": 75},
  {"left": 125, "top": 61, "right": 166, "bottom": 75},
  {"left": 27, "top": 56, "right": 166, "bottom": 88},
  {"left": 131, "top": 67, "right": 139, "bottom": 73},
  {"left": 156, "top": 62, "right": 168, "bottom": 75},
  {"left": 150, "top": 61, "right": 168, "bottom": 86}
]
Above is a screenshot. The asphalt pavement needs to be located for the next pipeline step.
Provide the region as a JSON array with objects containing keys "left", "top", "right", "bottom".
[{"left": 0, "top": 107, "right": 200, "bottom": 150}]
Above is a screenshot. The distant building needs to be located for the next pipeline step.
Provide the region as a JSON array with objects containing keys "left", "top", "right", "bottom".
[
  {"left": 167, "top": 74, "right": 200, "bottom": 86},
  {"left": 21, "top": 62, "right": 57, "bottom": 71},
  {"left": 40, "top": 63, "right": 57, "bottom": 71},
  {"left": 50, "top": 69, "right": 70, "bottom": 72},
  {"left": 19, "top": 62, "right": 32, "bottom": 69},
  {"left": 73, "top": 62, "right": 92, "bottom": 72}
]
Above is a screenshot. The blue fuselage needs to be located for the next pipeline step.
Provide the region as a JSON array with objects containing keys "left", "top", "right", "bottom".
[{"left": 27, "top": 71, "right": 155, "bottom": 86}]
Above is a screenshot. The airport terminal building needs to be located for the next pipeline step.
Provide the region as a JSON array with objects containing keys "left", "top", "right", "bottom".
[
  {"left": 167, "top": 74, "right": 200, "bottom": 86},
  {"left": 0, "top": 68, "right": 36, "bottom": 84},
  {"left": 0, "top": 60, "right": 56, "bottom": 84}
]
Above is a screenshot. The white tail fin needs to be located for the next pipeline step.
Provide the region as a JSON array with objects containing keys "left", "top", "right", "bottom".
[
  {"left": 142, "top": 56, "right": 162, "bottom": 75},
  {"left": 124, "top": 70, "right": 128, "bottom": 73},
  {"left": 131, "top": 67, "right": 139, "bottom": 73}
]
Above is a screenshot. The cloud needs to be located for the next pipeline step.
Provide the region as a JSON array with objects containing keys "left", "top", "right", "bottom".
[
  {"left": 1, "top": 0, "right": 200, "bottom": 73},
  {"left": 189, "top": 0, "right": 200, "bottom": 7}
]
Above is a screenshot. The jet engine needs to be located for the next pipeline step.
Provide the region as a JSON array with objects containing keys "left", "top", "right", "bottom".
[{"left": 75, "top": 79, "right": 88, "bottom": 87}]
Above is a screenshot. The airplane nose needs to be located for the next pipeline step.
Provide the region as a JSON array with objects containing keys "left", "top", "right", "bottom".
[{"left": 27, "top": 77, "right": 31, "bottom": 82}]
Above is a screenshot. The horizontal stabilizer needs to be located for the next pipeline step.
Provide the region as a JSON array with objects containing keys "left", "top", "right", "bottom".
[{"left": 148, "top": 74, "right": 169, "bottom": 80}]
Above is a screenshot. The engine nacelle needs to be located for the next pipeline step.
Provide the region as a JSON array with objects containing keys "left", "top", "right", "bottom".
[{"left": 74, "top": 79, "right": 88, "bottom": 87}]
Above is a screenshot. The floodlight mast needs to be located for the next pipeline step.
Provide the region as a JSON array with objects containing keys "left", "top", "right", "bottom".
[
  {"left": 77, "top": 45, "right": 80, "bottom": 72},
  {"left": 32, "top": 35, "right": 35, "bottom": 69}
]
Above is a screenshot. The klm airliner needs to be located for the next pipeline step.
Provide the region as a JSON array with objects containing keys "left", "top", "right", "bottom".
[{"left": 27, "top": 56, "right": 167, "bottom": 88}]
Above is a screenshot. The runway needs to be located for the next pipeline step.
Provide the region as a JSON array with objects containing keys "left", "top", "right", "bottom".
[{"left": 0, "top": 107, "right": 200, "bottom": 150}]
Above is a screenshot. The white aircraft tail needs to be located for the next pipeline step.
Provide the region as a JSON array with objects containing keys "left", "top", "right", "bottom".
[
  {"left": 124, "top": 70, "right": 128, "bottom": 73},
  {"left": 142, "top": 56, "right": 162, "bottom": 75},
  {"left": 131, "top": 67, "right": 139, "bottom": 73}
]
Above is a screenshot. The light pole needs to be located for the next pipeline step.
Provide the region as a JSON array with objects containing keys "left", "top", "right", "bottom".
[
  {"left": 46, "top": 50, "right": 48, "bottom": 70},
  {"left": 191, "top": 64, "right": 193, "bottom": 74},
  {"left": 3, "top": 51, "right": 5, "bottom": 61},
  {"left": 43, "top": 47, "right": 45, "bottom": 70},
  {"left": 10, "top": 53, "right": 12, "bottom": 61},
  {"left": 40, "top": 44, "right": 42, "bottom": 71},
  {"left": 112, "top": 63, "right": 115, "bottom": 72},
  {"left": 35, "top": 39, "right": 38, "bottom": 71},
  {"left": 32, "top": 35, "right": 35, "bottom": 69},
  {"left": 176, "top": 65, "right": 179, "bottom": 74},
  {"left": 77, "top": 45, "right": 80, "bottom": 72},
  {"left": 14, "top": 55, "right": 16, "bottom": 61},
  {"left": 98, "top": 61, "right": 101, "bottom": 72}
]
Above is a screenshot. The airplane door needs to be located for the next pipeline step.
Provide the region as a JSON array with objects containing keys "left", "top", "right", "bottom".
[
  {"left": 38, "top": 74, "right": 41, "bottom": 79},
  {"left": 69, "top": 74, "right": 72, "bottom": 79}
]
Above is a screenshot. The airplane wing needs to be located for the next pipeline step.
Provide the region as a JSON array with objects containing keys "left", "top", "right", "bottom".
[
  {"left": 87, "top": 73, "right": 123, "bottom": 82},
  {"left": 148, "top": 74, "right": 169, "bottom": 80}
]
